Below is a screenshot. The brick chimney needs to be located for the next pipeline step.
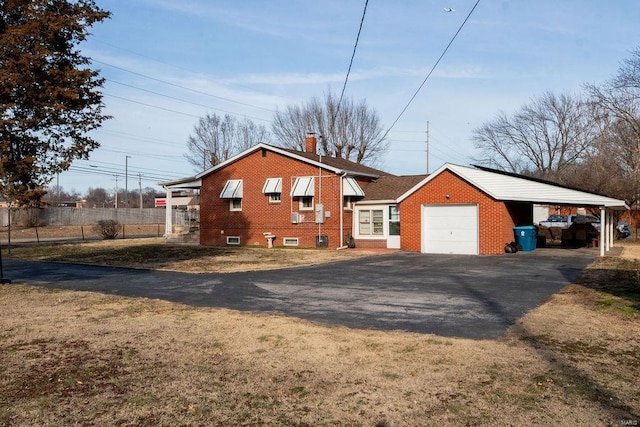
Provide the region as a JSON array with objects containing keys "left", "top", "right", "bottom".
[{"left": 305, "top": 132, "right": 317, "bottom": 154}]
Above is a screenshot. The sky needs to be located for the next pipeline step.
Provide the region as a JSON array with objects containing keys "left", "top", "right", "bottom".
[{"left": 60, "top": 0, "right": 640, "bottom": 195}]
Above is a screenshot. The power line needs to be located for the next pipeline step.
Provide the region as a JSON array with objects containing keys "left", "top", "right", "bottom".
[
  {"left": 106, "top": 79, "right": 271, "bottom": 122},
  {"left": 335, "top": 0, "right": 369, "bottom": 119},
  {"left": 103, "top": 93, "right": 203, "bottom": 118},
  {"left": 91, "top": 58, "right": 276, "bottom": 113},
  {"left": 380, "top": 0, "right": 481, "bottom": 141},
  {"left": 93, "top": 129, "right": 182, "bottom": 148}
]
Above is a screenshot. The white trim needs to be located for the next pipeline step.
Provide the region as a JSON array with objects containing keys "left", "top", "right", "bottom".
[
  {"left": 220, "top": 179, "right": 243, "bottom": 198},
  {"left": 226, "top": 236, "right": 240, "bottom": 245},
  {"left": 397, "top": 163, "right": 628, "bottom": 209},
  {"left": 190, "top": 144, "right": 347, "bottom": 179}
]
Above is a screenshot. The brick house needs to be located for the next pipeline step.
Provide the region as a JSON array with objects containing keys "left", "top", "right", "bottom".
[
  {"left": 162, "top": 134, "right": 393, "bottom": 249},
  {"left": 162, "top": 142, "right": 627, "bottom": 255},
  {"left": 394, "top": 163, "right": 628, "bottom": 255}
]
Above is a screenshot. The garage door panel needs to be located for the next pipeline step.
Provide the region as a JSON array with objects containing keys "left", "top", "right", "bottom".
[{"left": 422, "top": 205, "right": 478, "bottom": 255}]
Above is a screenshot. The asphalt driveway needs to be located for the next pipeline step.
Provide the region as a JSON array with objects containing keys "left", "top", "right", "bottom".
[{"left": 3, "top": 249, "right": 595, "bottom": 339}]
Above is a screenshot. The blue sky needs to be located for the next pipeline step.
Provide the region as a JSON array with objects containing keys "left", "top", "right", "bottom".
[{"left": 62, "top": 0, "right": 640, "bottom": 195}]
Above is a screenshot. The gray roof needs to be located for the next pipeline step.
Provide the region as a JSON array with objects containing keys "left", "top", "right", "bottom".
[{"left": 360, "top": 175, "right": 428, "bottom": 202}]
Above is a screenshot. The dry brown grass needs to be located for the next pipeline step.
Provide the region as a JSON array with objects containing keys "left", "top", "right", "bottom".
[
  {"left": 4, "top": 237, "right": 383, "bottom": 273},
  {"left": 0, "top": 238, "right": 639, "bottom": 425},
  {"left": 0, "top": 224, "right": 164, "bottom": 242}
]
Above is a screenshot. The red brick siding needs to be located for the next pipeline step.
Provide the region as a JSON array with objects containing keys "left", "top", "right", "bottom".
[
  {"left": 353, "top": 239, "right": 387, "bottom": 249},
  {"left": 200, "top": 150, "right": 352, "bottom": 248},
  {"left": 399, "top": 170, "right": 521, "bottom": 255}
]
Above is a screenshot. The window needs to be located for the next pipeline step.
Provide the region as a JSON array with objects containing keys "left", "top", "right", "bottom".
[
  {"left": 263, "top": 178, "right": 282, "bottom": 204},
  {"left": 299, "top": 196, "right": 313, "bottom": 211},
  {"left": 226, "top": 236, "right": 240, "bottom": 245},
  {"left": 389, "top": 206, "right": 400, "bottom": 236},
  {"left": 283, "top": 237, "right": 299, "bottom": 246},
  {"left": 359, "top": 209, "right": 384, "bottom": 235},
  {"left": 343, "top": 196, "right": 353, "bottom": 210},
  {"left": 269, "top": 193, "right": 281, "bottom": 203},
  {"left": 230, "top": 198, "right": 242, "bottom": 211}
]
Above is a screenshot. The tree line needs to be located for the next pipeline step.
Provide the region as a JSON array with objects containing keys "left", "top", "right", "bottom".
[
  {"left": 184, "top": 90, "right": 387, "bottom": 171},
  {"left": 472, "top": 47, "right": 640, "bottom": 207}
]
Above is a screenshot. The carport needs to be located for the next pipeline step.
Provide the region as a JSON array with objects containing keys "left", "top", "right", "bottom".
[{"left": 397, "top": 164, "right": 629, "bottom": 255}]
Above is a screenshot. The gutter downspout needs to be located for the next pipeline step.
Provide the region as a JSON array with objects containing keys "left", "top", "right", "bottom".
[{"left": 337, "top": 172, "right": 348, "bottom": 250}]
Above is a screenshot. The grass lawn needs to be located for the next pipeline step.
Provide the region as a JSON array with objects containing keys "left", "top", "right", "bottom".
[{"left": 0, "top": 237, "right": 638, "bottom": 426}]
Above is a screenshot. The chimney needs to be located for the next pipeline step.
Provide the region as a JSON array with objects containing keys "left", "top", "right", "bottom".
[{"left": 305, "top": 132, "right": 317, "bottom": 154}]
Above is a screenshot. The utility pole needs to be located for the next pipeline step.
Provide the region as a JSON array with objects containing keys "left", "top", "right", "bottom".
[
  {"left": 426, "top": 121, "right": 430, "bottom": 174},
  {"left": 138, "top": 173, "right": 143, "bottom": 210},
  {"left": 114, "top": 175, "right": 119, "bottom": 208},
  {"left": 125, "top": 155, "right": 131, "bottom": 207}
]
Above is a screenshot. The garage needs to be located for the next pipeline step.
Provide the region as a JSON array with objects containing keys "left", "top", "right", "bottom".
[{"left": 422, "top": 204, "right": 479, "bottom": 255}]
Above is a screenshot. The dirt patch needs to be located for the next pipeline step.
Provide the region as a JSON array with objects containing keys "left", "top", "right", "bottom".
[{"left": 619, "top": 239, "right": 640, "bottom": 260}]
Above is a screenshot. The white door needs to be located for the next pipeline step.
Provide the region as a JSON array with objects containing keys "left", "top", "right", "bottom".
[{"left": 422, "top": 204, "right": 478, "bottom": 255}]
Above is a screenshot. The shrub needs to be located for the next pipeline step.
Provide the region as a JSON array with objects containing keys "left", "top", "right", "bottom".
[{"left": 93, "top": 220, "right": 120, "bottom": 239}]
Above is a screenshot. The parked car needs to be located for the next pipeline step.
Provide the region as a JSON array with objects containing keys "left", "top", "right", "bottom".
[
  {"left": 538, "top": 214, "right": 569, "bottom": 228},
  {"left": 539, "top": 213, "right": 600, "bottom": 230},
  {"left": 617, "top": 222, "right": 631, "bottom": 239}
]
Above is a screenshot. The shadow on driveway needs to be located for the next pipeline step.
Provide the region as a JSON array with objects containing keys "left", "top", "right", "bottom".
[{"left": 4, "top": 249, "right": 595, "bottom": 339}]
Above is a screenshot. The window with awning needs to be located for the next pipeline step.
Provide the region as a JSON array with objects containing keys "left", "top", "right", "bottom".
[
  {"left": 343, "top": 177, "right": 365, "bottom": 197},
  {"left": 290, "top": 177, "right": 314, "bottom": 197},
  {"left": 262, "top": 178, "right": 282, "bottom": 194},
  {"left": 220, "top": 179, "right": 243, "bottom": 198}
]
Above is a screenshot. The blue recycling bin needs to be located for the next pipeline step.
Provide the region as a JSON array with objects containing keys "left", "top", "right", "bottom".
[{"left": 513, "top": 225, "right": 537, "bottom": 251}]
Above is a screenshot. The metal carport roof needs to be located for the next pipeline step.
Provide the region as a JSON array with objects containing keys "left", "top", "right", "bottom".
[{"left": 398, "top": 163, "right": 629, "bottom": 210}]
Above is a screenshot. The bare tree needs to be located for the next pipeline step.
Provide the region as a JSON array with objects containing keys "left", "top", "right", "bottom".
[
  {"left": 612, "top": 46, "right": 640, "bottom": 90},
  {"left": 271, "top": 90, "right": 388, "bottom": 165},
  {"left": 184, "top": 113, "right": 270, "bottom": 171},
  {"left": 472, "top": 92, "right": 597, "bottom": 181},
  {"left": 584, "top": 47, "right": 640, "bottom": 205}
]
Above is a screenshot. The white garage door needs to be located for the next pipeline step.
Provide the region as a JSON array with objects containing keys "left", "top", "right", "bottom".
[{"left": 422, "top": 204, "right": 479, "bottom": 255}]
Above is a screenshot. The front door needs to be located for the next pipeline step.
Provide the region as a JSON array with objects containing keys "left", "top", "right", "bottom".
[{"left": 387, "top": 205, "right": 400, "bottom": 249}]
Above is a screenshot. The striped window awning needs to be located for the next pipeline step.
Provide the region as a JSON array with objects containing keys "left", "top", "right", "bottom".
[
  {"left": 291, "top": 177, "right": 315, "bottom": 197},
  {"left": 343, "top": 177, "right": 365, "bottom": 197},
  {"left": 262, "top": 177, "right": 282, "bottom": 194},
  {"left": 220, "top": 179, "right": 243, "bottom": 198}
]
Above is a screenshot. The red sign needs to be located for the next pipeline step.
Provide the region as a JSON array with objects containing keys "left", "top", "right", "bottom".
[{"left": 154, "top": 198, "right": 166, "bottom": 207}]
